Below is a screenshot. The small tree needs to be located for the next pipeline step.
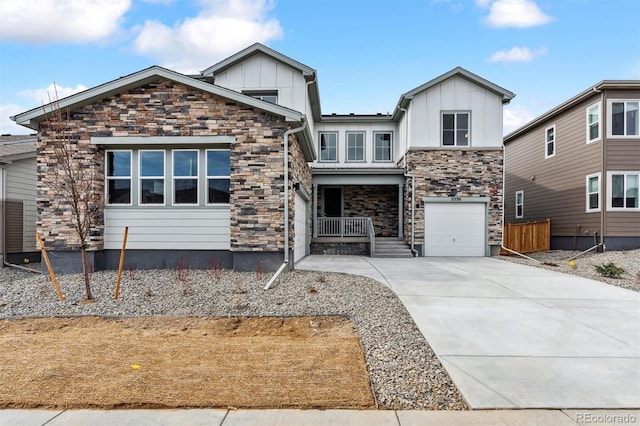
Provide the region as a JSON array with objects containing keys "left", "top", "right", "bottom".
[{"left": 42, "top": 87, "right": 102, "bottom": 300}]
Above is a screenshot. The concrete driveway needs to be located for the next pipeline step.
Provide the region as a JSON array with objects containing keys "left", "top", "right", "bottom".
[{"left": 296, "top": 255, "right": 640, "bottom": 409}]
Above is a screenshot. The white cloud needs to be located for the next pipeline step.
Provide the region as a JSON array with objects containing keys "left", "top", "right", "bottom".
[
  {"left": 1, "top": 104, "right": 32, "bottom": 135},
  {"left": 488, "top": 46, "right": 548, "bottom": 63},
  {"left": 132, "top": 0, "right": 284, "bottom": 73},
  {"left": 0, "top": 0, "right": 131, "bottom": 43},
  {"left": 482, "top": 0, "right": 552, "bottom": 28},
  {"left": 19, "top": 84, "right": 89, "bottom": 105},
  {"left": 503, "top": 104, "right": 534, "bottom": 135}
]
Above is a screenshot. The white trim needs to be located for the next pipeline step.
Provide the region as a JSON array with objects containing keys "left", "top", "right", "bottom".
[
  {"left": 585, "top": 173, "right": 601, "bottom": 213},
  {"left": 586, "top": 102, "right": 601, "bottom": 144},
  {"left": 606, "top": 171, "right": 640, "bottom": 211},
  {"left": 346, "top": 131, "right": 366, "bottom": 162},
  {"left": 441, "top": 111, "right": 471, "bottom": 147},
  {"left": 607, "top": 99, "right": 640, "bottom": 138},
  {"left": 373, "top": 131, "right": 394, "bottom": 162},
  {"left": 138, "top": 149, "right": 165, "bottom": 206},
  {"left": 515, "top": 190, "right": 524, "bottom": 218},
  {"left": 545, "top": 124, "right": 556, "bottom": 159},
  {"left": 318, "top": 131, "right": 338, "bottom": 163},
  {"left": 105, "top": 149, "right": 132, "bottom": 206},
  {"left": 172, "top": 149, "right": 199, "bottom": 206},
  {"left": 92, "top": 136, "right": 235, "bottom": 145}
]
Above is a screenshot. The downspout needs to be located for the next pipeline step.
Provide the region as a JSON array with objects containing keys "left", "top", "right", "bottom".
[
  {"left": 264, "top": 119, "right": 308, "bottom": 290},
  {"left": 400, "top": 107, "right": 417, "bottom": 256},
  {"left": 597, "top": 88, "right": 606, "bottom": 251}
]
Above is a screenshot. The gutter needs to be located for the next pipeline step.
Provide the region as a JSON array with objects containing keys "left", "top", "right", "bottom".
[{"left": 264, "top": 119, "right": 308, "bottom": 290}]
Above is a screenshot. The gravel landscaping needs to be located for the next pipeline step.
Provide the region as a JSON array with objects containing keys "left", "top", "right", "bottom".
[
  {"left": 497, "top": 248, "right": 640, "bottom": 292},
  {"left": 0, "top": 265, "right": 466, "bottom": 411}
]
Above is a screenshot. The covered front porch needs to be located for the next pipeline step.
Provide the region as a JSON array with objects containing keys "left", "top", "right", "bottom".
[{"left": 310, "top": 169, "right": 408, "bottom": 257}]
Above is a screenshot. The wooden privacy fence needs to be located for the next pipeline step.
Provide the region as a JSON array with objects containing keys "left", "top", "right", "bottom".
[{"left": 501, "top": 219, "right": 550, "bottom": 255}]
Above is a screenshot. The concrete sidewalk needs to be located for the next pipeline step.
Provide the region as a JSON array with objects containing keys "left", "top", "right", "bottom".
[
  {"left": 3, "top": 408, "right": 639, "bottom": 425},
  {"left": 297, "top": 256, "right": 640, "bottom": 409}
]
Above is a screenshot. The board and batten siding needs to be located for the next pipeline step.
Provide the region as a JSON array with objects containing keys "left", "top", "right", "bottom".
[
  {"left": 104, "top": 208, "right": 230, "bottom": 250},
  {"left": 213, "top": 52, "right": 308, "bottom": 117},
  {"left": 409, "top": 76, "right": 503, "bottom": 148},
  {"left": 505, "top": 94, "right": 603, "bottom": 237},
  {"left": 4, "top": 158, "right": 37, "bottom": 251}
]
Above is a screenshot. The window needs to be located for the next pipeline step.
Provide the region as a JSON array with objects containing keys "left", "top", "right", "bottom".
[
  {"left": 515, "top": 190, "right": 524, "bottom": 218},
  {"left": 243, "top": 90, "right": 278, "bottom": 104},
  {"left": 586, "top": 173, "right": 601, "bottom": 212},
  {"left": 206, "top": 150, "right": 230, "bottom": 204},
  {"left": 106, "top": 150, "right": 131, "bottom": 205},
  {"left": 586, "top": 103, "right": 601, "bottom": 143},
  {"left": 545, "top": 125, "right": 555, "bottom": 158},
  {"left": 442, "top": 112, "right": 470, "bottom": 146},
  {"left": 346, "top": 132, "right": 365, "bottom": 162},
  {"left": 374, "top": 132, "right": 393, "bottom": 162},
  {"left": 139, "top": 150, "right": 165, "bottom": 205},
  {"left": 173, "top": 150, "right": 199, "bottom": 205},
  {"left": 608, "top": 172, "right": 639, "bottom": 209},
  {"left": 609, "top": 100, "right": 639, "bottom": 137},
  {"left": 319, "top": 132, "right": 338, "bottom": 162}
]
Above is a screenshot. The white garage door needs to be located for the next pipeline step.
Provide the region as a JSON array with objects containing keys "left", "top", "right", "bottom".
[
  {"left": 294, "top": 193, "right": 308, "bottom": 262},
  {"left": 424, "top": 202, "right": 486, "bottom": 256}
]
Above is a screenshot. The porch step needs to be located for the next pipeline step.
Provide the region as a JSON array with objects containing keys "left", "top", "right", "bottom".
[{"left": 374, "top": 237, "right": 413, "bottom": 258}]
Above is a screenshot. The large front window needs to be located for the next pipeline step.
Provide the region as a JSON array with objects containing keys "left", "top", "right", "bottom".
[
  {"left": 106, "top": 150, "right": 132, "bottom": 205},
  {"left": 442, "top": 112, "right": 469, "bottom": 146},
  {"left": 139, "top": 150, "right": 165, "bottom": 205},
  {"left": 609, "top": 172, "right": 639, "bottom": 209},
  {"left": 346, "top": 131, "right": 365, "bottom": 162},
  {"left": 610, "top": 100, "right": 639, "bottom": 137},
  {"left": 374, "top": 131, "right": 393, "bottom": 162},
  {"left": 319, "top": 132, "right": 337, "bottom": 162}
]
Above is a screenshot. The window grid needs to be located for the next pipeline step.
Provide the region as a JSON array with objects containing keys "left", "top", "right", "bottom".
[
  {"left": 346, "top": 132, "right": 365, "bottom": 162},
  {"left": 587, "top": 103, "right": 601, "bottom": 143},
  {"left": 319, "top": 132, "right": 338, "bottom": 162},
  {"left": 608, "top": 172, "right": 639, "bottom": 210},
  {"left": 545, "top": 125, "right": 556, "bottom": 158},
  {"left": 610, "top": 100, "right": 639, "bottom": 137},
  {"left": 515, "top": 190, "right": 524, "bottom": 218},
  {"left": 586, "top": 173, "right": 601, "bottom": 212},
  {"left": 373, "top": 132, "right": 393, "bottom": 162},
  {"left": 442, "top": 112, "right": 470, "bottom": 146}
]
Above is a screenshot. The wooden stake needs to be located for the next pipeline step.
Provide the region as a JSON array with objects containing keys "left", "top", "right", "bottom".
[
  {"left": 36, "top": 233, "right": 64, "bottom": 301},
  {"left": 114, "top": 226, "right": 129, "bottom": 300}
]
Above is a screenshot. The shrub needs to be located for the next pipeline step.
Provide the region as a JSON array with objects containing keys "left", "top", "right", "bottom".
[{"left": 594, "top": 262, "right": 625, "bottom": 279}]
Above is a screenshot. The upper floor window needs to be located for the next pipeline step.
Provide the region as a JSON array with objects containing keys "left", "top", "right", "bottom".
[
  {"left": 609, "top": 100, "right": 639, "bottom": 137},
  {"left": 206, "top": 150, "right": 231, "bottom": 204},
  {"left": 173, "top": 149, "right": 199, "bottom": 205},
  {"left": 106, "top": 150, "right": 132, "bottom": 205},
  {"left": 374, "top": 132, "right": 393, "bottom": 162},
  {"left": 346, "top": 131, "right": 365, "bottom": 162},
  {"left": 243, "top": 90, "right": 278, "bottom": 104},
  {"left": 586, "top": 103, "right": 601, "bottom": 143},
  {"left": 319, "top": 132, "right": 338, "bottom": 162},
  {"left": 139, "top": 150, "right": 165, "bottom": 205},
  {"left": 515, "top": 190, "right": 524, "bottom": 218},
  {"left": 442, "top": 112, "right": 469, "bottom": 146},
  {"left": 545, "top": 125, "right": 556, "bottom": 158},
  {"left": 586, "top": 173, "right": 601, "bottom": 212},
  {"left": 608, "top": 172, "right": 639, "bottom": 210}
]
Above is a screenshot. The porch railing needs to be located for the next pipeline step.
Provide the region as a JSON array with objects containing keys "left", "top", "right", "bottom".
[{"left": 315, "top": 216, "right": 376, "bottom": 257}]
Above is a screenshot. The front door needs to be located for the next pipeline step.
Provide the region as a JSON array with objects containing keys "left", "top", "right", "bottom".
[{"left": 324, "top": 187, "right": 342, "bottom": 217}]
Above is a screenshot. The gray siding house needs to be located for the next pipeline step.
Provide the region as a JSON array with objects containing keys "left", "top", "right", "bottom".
[
  {"left": 12, "top": 43, "right": 514, "bottom": 273},
  {"left": 504, "top": 81, "right": 640, "bottom": 251},
  {"left": 0, "top": 135, "right": 39, "bottom": 266}
]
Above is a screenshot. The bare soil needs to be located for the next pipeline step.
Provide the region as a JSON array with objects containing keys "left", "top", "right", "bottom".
[{"left": 0, "top": 316, "right": 375, "bottom": 410}]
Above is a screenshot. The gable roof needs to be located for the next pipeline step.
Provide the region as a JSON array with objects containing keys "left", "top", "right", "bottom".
[
  {"left": 504, "top": 80, "right": 640, "bottom": 143},
  {"left": 0, "top": 135, "right": 37, "bottom": 164},
  {"left": 201, "top": 43, "right": 316, "bottom": 79},
  {"left": 392, "top": 66, "right": 515, "bottom": 120}
]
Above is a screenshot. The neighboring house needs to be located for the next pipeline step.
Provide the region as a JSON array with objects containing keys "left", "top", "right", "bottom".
[
  {"left": 504, "top": 81, "right": 640, "bottom": 251},
  {"left": 12, "top": 43, "right": 513, "bottom": 273},
  {"left": 0, "top": 135, "right": 39, "bottom": 266}
]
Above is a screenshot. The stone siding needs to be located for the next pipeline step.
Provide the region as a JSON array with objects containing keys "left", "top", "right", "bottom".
[
  {"left": 404, "top": 149, "right": 503, "bottom": 248},
  {"left": 288, "top": 133, "right": 313, "bottom": 249},
  {"left": 37, "top": 78, "right": 293, "bottom": 254}
]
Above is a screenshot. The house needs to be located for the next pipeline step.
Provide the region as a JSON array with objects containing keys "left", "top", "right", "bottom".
[
  {"left": 12, "top": 43, "right": 514, "bottom": 273},
  {"left": 504, "top": 81, "right": 640, "bottom": 251},
  {"left": 0, "top": 135, "right": 39, "bottom": 266}
]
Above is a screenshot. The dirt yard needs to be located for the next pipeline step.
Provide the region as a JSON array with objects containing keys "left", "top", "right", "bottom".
[{"left": 0, "top": 316, "right": 375, "bottom": 409}]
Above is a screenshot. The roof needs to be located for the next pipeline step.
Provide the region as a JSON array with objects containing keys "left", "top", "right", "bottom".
[
  {"left": 504, "top": 80, "right": 640, "bottom": 143},
  {"left": 392, "top": 66, "right": 516, "bottom": 120},
  {"left": 320, "top": 113, "right": 394, "bottom": 123},
  {"left": 0, "top": 135, "right": 37, "bottom": 163}
]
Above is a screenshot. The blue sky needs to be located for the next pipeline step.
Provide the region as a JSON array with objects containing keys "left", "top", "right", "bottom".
[{"left": 1, "top": 0, "right": 639, "bottom": 135}]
